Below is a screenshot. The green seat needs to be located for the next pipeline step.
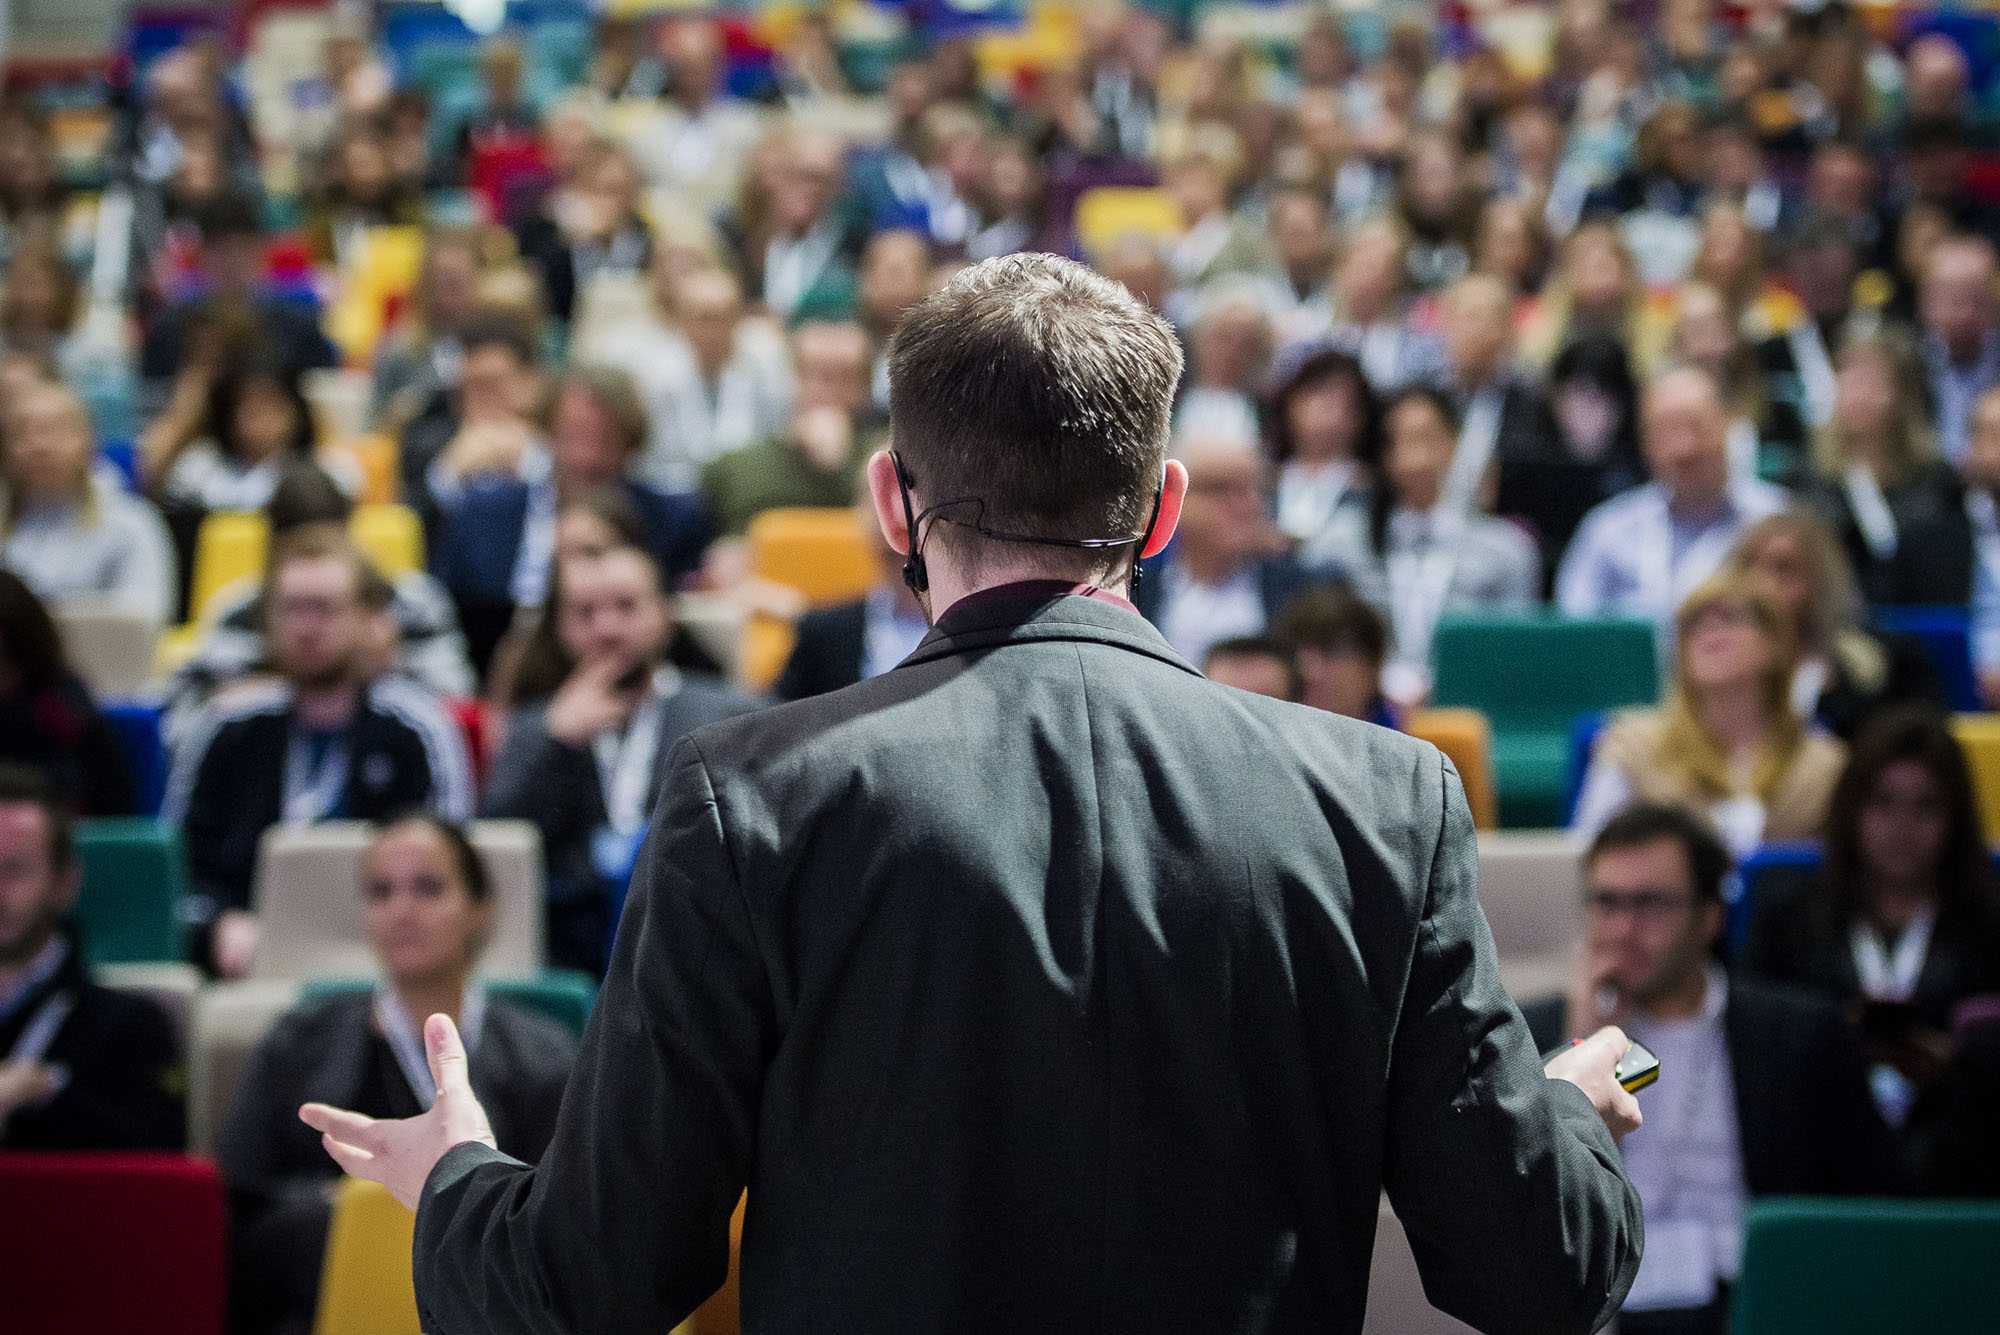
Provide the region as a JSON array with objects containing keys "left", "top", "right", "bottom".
[
  {"left": 299, "top": 971, "right": 598, "bottom": 1039},
  {"left": 1733, "top": 1197, "right": 2000, "bottom": 1334},
  {"left": 1430, "top": 614, "right": 1659, "bottom": 827},
  {"left": 72, "top": 819, "right": 187, "bottom": 966}
]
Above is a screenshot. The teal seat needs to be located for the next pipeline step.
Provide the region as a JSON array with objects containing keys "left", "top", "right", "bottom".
[
  {"left": 1430, "top": 614, "right": 1659, "bottom": 827},
  {"left": 72, "top": 819, "right": 187, "bottom": 966},
  {"left": 1733, "top": 1197, "right": 2000, "bottom": 1334},
  {"left": 299, "top": 971, "right": 598, "bottom": 1039}
]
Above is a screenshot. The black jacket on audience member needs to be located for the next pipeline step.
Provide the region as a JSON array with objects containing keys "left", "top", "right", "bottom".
[
  {"left": 772, "top": 600, "right": 867, "bottom": 700},
  {"left": 1740, "top": 865, "right": 2000, "bottom": 1031},
  {"left": 413, "top": 589, "right": 1641, "bottom": 1335},
  {"left": 1522, "top": 980, "right": 1895, "bottom": 1197},
  {"left": 0, "top": 938, "right": 183, "bottom": 1150},
  {"left": 1804, "top": 461, "right": 1975, "bottom": 608},
  {"left": 0, "top": 672, "right": 137, "bottom": 816}
]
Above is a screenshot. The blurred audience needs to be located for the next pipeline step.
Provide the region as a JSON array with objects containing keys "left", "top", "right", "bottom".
[
  {"left": 164, "top": 530, "right": 472, "bottom": 977},
  {"left": 483, "top": 545, "right": 759, "bottom": 974},
  {"left": 774, "top": 506, "right": 926, "bottom": 701},
  {"left": 1574, "top": 571, "right": 1845, "bottom": 856},
  {"left": 0, "top": 763, "right": 181, "bottom": 1149},
  {"left": 0, "top": 573, "right": 136, "bottom": 815},
  {"left": 221, "top": 814, "right": 573, "bottom": 1335},
  {"left": 1522, "top": 804, "right": 1892, "bottom": 1333},
  {"left": 1272, "top": 584, "right": 1395, "bottom": 726}
]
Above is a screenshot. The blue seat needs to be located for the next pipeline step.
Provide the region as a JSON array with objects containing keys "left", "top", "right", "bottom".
[
  {"left": 103, "top": 701, "right": 166, "bottom": 816},
  {"left": 97, "top": 439, "right": 141, "bottom": 492},
  {"left": 1561, "top": 711, "right": 1608, "bottom": 825},
  {"left": 1873, "top": 606, "right": 1979, "bottom": 712}
]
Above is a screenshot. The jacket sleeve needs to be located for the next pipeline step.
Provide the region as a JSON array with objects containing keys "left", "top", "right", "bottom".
[
  {"left": 1381, "top": 752, "right": 1643, "bottom": 1335},
  {"left": 415, "top": 737, "right": 776, "bottom": 1334},
  {"left": 479, "top": 709, "right": 599, "bottom": 854}
]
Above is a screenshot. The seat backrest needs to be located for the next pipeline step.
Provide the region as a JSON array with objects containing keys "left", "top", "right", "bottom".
[
  {"left": 0, "top": 1152, "right": 227, "bottom": 1335},
  {"left": 1073, "top": 186, "right": 1185, "bottom": 260},
  {"left": 1733, "top": 1197, "right": 2000, "bottom": 1334},
  {"left": 1950, "top": 714, "right": 2000, "bottom": 843},
  {"left": 351, "top": 502, "right": 424, "bottom": 576},
  {"left": 74, "top": 817, "right": 187, "bottom": 965},
  {"left": 1733, "top": 842, "right": 1822, "bottom": 959},
  {"left": 314, "top": 1178, "right": 424, "bottom": 1335},
  {"left": 1432, "top": 615, "right": 1659, "bottom": 734},
  {"left": 1876, "top": 606, "right": 1980, "bottom": 712},
  {"left": 1404, "top": 708, "right": 1498, "bottom": 830},
  {"left": 102, "top": 700, "right": 168, "bottom": 815},
  {"left": 188, "top": 979, "right": 300, "bottom": 1155},
  {"left": 747, "top": 507, "right": 875, "bottom": 607},
  {"left": 1475, "top": 830, "right": 1585, "bottom": 957},
  {"left": 190, "top": 511, "right": 271, "bottom": 626},
  {"left": 56, "top": 605, "right": 160, "bottom": 697},
  {"left": 252, "top": 820, "right": 544, "bottom": 979}
]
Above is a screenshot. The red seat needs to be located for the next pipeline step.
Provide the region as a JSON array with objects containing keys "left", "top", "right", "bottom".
[{"left": 0, "top": 1152, "right": 226, "bottom": 1335}]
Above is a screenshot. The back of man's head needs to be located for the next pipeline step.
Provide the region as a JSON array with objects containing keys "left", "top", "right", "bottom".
[
  {"left": 887, "top": 253, "right": 1184, "bottom": 579},
  {"left": 267, "top": 463, "right": 354, "bottom": 536}
]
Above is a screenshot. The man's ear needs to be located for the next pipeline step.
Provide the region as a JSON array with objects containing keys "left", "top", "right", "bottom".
[
  {"left": 1141, "top": 458, "right": 1189, "bottom": 560},
  {"left": 866, "top": 449, "right": 913, "bottom": 556}
]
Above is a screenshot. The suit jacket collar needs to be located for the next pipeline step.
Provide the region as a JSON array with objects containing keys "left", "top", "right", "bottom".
[{"left": 901, "top": 587, "right": 1203, "bottom": 678}]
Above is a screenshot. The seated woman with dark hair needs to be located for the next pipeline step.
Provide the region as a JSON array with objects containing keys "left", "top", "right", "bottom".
[
  {"left": 0, "top": 571, "right": 136, "bottom": 815},
  {"left": 143, "top": 355, "right": 322, "bottom": 515},
  {"left": 1263, "top": 346, "right": 1379, "bottom": 563},
  {"left": 1742, "top": 707, "right": 2000, "bottom": 1091},
  {"left": 220, "top": 814, "right": 574, "bottom": 1335}
]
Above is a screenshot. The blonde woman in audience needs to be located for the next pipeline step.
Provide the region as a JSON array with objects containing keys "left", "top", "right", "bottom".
[
  {"left": 1803, "top": 331, "right": 1973, "bottom": 607},
  {"left": 1728, "top": 508, "right": 1950, "bottom": 739},
  {"left": 1572, "top": 570, "right": 1847, "bottom": 857},
  {"left": 220, "top": 814, "right": 575, "bottom": 1335},
  {"left": 0, "top": 379, "right": 175, "bottom": 625},
  {"left": 1520, "top": 220, "right": 1669, "bottom": 376}
]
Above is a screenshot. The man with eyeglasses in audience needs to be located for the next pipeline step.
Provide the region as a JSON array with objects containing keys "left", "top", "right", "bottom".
[{"left": 1522, "top": 803, "right": 1894, "bottom": 1335}]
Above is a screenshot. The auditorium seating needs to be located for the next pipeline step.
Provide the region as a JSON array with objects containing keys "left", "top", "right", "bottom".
[
  {"left": 314, "top": 1178, "right": 424, "bottom": 1335},
  {"left": 103, "top": 699, "right": 168, "bottom": 815},
  {"left": 1875, "top": 606, "right": 1981, "bottom": 714},
  {"left": 97, "top": 960, "right": 202, "bottom": 1056},
  {"left": 186, "top": 503, "right": 428, "bottom": 626},
  {"left": 1404, "top": 708, "right": 1498, "bottom": 830},
  {"left": 1430, "top": 614, "right": 1658, "bottom": 828},
  {"left": 300, "top": 970, "right": 599, "bottom": 1038},
  {"left": 1733, "top": 842, "right": 1822, "bottom": 959},
  {"left": 73, "top": 817, "right": 187, "bottom": 965},
  {"left": 1474, "top": 830, "right": 1584, "bottom": 1004},
  {"left": 250, "top": 819, "right": 544, "bottom": 980},
  {"left": 55, "top": 604, "right": 160, "bottom": 697},
  {"left": 1073, "top": 186, "right": 1185, "bottom": 260},
  {"left": 189, "top": 979, "right": 300, "bottom": 1154},
  {"left": 0, "top": 1152, "right": 227, "bottom": 1335},
  {"left": 1732, "top": 1197, "right": 2000, "bottom": 1333},
  {"left": 1949, "top": 713, "right": 2000, "bottom": 843},
  {"left": 747, "top": 506, "right": 875, "bottom": 606}
]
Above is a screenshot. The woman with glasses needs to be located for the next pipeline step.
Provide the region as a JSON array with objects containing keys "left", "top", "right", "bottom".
[{"left": 1571, "top": 570, "right": 1846, "bottom": 857}]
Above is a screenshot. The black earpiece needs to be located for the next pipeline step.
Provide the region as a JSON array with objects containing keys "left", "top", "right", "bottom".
[{"left": 890, "top": 450, "right": 929, "bottom": 595}]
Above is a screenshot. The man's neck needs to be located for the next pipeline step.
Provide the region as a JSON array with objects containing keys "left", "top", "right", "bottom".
[
  {"left": 1454, "top": 358, "right": 1502, "bottom": 393},
  {"left": 1667, "top": 481, "right": 1730, "bottom": 523},
  {"left": 923, "top": 556, "right": 1135, "bottom": 624},
  {"left": 294, "top": 680, "right": 361, "bottom": 730},
  {"left": 1642, "top": 960, "right": 1713, "bottom": 1023}
]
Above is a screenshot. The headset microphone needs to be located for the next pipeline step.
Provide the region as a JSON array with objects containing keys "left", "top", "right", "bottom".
[{"left": 891, "top": 450, "right": 929, "bottom": 595}]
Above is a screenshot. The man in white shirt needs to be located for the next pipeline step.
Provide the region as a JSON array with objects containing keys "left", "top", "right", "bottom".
[
  {"left": 1522, "top": 804, "right": 1894, "bottom": 1335},
  {"left": 616, "top": 17, "right": 764, "bottom": 222},
  {"left": 1919, "top": 234, "right": 2000, "bottom": 466},
  {"left": 1557, "top": 367, "right": 1786, "bottom": 634}
]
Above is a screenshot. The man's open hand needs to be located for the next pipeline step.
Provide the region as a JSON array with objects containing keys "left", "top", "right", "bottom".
[{"left": 300, "top": 1013, "right": 498, "bottom": 1210}]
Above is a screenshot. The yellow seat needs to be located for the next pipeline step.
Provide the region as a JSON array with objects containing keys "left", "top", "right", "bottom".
[
  {"left": 671, "top": 1194, "right": 746, "bottom": 1335},
  {"left": 1404, "top": 707, "right": 1500, "bottom": 831},
  {"left": 188, "top": 512, "right": 270, "bottom": 626},
  {"left": 1951, "top": 714, "right": 2000, "bottom": 843},
  {"left": 313, "top": 1178, "right": 421, "bottom": 1335},
  {"left": 740, "top": 612, "right": 799, "bottom": 694},
  {"left": 351, "top": 503, "right": 424, "bottom": 577},
  {"left": 746, "top": 508, "right": 874, "bottom": 607},
  {"left": 319, "top": 435, "right": 399, "bottom": 506},
  {"left": 1073, "top": 187, "right": 1184, "bottom": 262}
]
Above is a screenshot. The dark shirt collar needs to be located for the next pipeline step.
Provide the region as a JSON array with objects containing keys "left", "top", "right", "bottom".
[{"left": 940, "top": 579, "right": 1140, "bottom": 620}]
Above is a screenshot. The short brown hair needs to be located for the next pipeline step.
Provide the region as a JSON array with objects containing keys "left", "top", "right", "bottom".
[
  {"left": 555, "top": 366, "right": 650, "bottom": 461},
  {"left": 887, "top": 253, "right": 1183, "bottom": 577},
  {"left": 265, "top": 524, "right": 394, "bottom": 611}
]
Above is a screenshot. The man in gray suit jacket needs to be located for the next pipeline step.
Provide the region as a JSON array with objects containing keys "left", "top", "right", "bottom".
[
  {"left": 304, "top": 254, "right": 1644, "bottom": 1334},
  {"left": 482, "top": 544, "right": 764, "bottom": 974}
]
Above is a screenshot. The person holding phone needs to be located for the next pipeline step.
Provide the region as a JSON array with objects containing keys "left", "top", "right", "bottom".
[
  {"left": 1525, "top": 803, "right": 1894, "bottom": 1335},
  {"left": 480, "top": 543, "right": 761, "bottom": 976}
]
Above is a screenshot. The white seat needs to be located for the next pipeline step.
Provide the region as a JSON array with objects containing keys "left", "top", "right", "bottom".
[
  {"left": 55, "top": 604, "right": 160, "bottom": 697},
  {"left": 250, "top": 820, "right": 544, "bottom": 980},
  {"left": 1364, "top": 1199, "right": 1478, "bottom": 1333},
  {"left": 188, "top": 978, "right": 300, "bottom": 1155},
  {"left": 1475, "top": 830, "right": 1584, "bottom": 1006}
]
